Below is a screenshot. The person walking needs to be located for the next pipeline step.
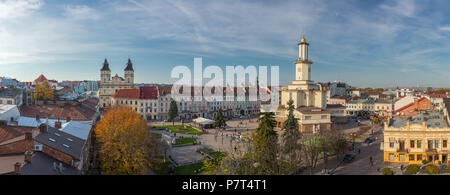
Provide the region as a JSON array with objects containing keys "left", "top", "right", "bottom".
[{"left": 369, "top": 156, "right": 373, "bottom": 167}]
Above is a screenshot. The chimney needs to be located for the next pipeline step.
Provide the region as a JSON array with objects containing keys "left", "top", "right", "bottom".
[
  {"left": 24, "top": 151, "right": 33, "bottom": 163},
  {"left": 39, "top": 123, "right": 47, "bottom": 133},
  {"left": 10, "top": 117, "right": 14, "bottom": 123},
  {"left": 55, "top": 121, "right": 62, "bottom": 129},
  {"left": 14, "top": 162, "right": 21, "bottom": 175},
  {"left": 25, "top": 131, "right": 32, "bottom": 140},
  {"left": 36, "top": 115, "right": 40, "bottom": 121},
  {"left": 66, "top": 117, "right": 71, "bottom": 122}
]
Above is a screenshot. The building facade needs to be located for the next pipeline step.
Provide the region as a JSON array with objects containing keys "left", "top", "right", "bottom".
[
  {"left": 98, "top": 59, "right": 135, "bottom": 109},
  {"left": 382, "top": 112, "right": 449, "bottom": 164},
  {"left": 275, "top": 35, "right": 331, "bottom": 133}
]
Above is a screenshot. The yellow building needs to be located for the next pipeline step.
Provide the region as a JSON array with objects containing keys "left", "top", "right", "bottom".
[
  {"left": 275, "top": 35, "right": 331, "bottom": 133},
  {"left": 382, "top": 112, "right": 449, "bottom": 164}
]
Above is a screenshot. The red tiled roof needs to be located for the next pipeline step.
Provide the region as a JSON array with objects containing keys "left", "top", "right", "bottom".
[
  {"left": 113, "top": 87, "right": 159, "bottom": 100},
  {"left": 35, "top": 74, "right": 48, "bottom": 83},
  {"left": 19, "top": 103, "right": 96, "bottom": 120},
  {"left": 0, "top": 126, "right": 34, "bottom": 144},
  {"left": 428, "top": 94, "right": 447, "bottom": 98},
  {"left": 139, "top": 87, "right": 158, "bottom": 99},
  {"left": 112, "top": 89, "right": 140, "bottom": 99}
]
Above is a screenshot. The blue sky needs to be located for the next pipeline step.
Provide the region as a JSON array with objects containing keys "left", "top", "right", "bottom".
[{"left": 0, "top": 0, "right": 449, "bottom": 88}]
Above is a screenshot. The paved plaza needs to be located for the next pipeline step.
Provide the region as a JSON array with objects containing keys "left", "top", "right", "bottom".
[{"left": 150, "top": 117, "right": 387, "bottom": 175}]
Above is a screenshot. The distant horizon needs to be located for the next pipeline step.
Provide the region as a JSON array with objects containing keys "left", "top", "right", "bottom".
[
  {"left": 0, "top": 0, "right": 449, "bottom": 88},
  {"left": 1, "top": 73, "right": 448, "bottom": 90}
]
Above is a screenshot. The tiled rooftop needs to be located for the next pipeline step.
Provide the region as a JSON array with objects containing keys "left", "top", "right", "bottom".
[
  {"left": 19, "top": 103, "right": 96, "bottom": 120},
  {"left": 0, "top": 88, "right": 23, "bottom": 98},
  {"left": 21, "top": 152, "right": 80, "bottom": 175},
  {"left": 0, "top": 126, "right": 34, "bottom": 144},
  {"left": 389, "top": 111, "right": 448, "bottom": 129},
  {"left": 33, "top": 126, "right": 85, "bottom": 160}
]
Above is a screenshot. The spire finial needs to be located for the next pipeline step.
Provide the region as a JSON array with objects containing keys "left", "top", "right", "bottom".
[{"left": 301, "top": 34, "right": 306, "bottom": 43}]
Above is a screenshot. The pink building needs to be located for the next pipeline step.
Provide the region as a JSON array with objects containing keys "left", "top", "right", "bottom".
[{"left": 374, "top": 100, "right": 394, "bottom": 117}]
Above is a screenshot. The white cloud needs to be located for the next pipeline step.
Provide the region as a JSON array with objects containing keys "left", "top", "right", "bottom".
[
  {"left": 0, "top": 0, "right": 43, "bottom": 19},
  {"left": 64, "top": 5, "right": 102, "bottom": 20},
  {"left": 379, "top": 0, "right": 417, "bottom": 17},
  {"left": 439, "top": 26, "right": 450, "bottom": 31}
]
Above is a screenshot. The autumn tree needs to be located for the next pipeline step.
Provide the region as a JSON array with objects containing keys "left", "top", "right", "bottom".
[
  {"left": 33, "top": 82, "right": 54, "bottom": 101},
  {"left": 281, "top": 99, "right": 302, "bottom": 170},
  {"left": 168, "top": 99, "right": 178, "bottom": 126},
  {"left": 213, "top": 109, "right": 227, "bottom": 130},
  {"left": 95, "top": 107, "right": 162, "bottom": 175}
]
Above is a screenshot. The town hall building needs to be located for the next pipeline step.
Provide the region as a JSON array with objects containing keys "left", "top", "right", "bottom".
[{"left": 275, "top": 35, "right": 332, "bottom": 133}]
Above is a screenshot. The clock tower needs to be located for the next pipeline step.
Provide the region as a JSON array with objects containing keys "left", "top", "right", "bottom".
[{"left": 295, "top": 35, "right": 313, "bottom": 83}]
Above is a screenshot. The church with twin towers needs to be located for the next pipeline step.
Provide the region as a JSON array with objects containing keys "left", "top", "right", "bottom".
[{"left": 98, "top": 58, "right": 135, "bottom": 109}]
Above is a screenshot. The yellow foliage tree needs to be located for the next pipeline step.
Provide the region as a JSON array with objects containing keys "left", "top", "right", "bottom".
[
  {"left": 95, "top": 107, "right": 161, "bottom": 175},
  {"left": 33, "top": 82, "right": 54, "bottom": 101}
]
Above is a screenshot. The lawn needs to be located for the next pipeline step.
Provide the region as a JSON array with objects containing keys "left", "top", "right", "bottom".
[
  {"left": 151, "top": 133, "right": 162, "bottom": 138},
  {"left": 152, "top": 125, "right": 203, "bottom": 135},
  {"left": 199, "top": 147, "right": 226, "bottom": 160},
  {"left": 173, "top": 163, "right": 203, "bottom": 175},
  {"left": 173, "top": 138, "right": 197, "bottom": 145},
  {"left": 153, "top": 158, "right": 203, "bottom": 175},
  {"left": 151, "top": 158, "right": 172, "bottom": 175}
]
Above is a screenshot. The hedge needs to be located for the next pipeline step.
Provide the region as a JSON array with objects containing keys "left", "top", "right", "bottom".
[
  {"left": 381, "top": 168, "right": 394, "bottom": 175},
  {"left": 425, "top": 164, "right": 440, "bottom": 175},
  {"left": 405, "top": 164, "right": 420, "bottom": 175}
]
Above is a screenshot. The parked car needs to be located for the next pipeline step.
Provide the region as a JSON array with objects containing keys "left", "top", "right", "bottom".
[
  {"left": 342, "top": 153, "right": 355, "bottom": 163},
  {"left": 324, "top": 171, "right": 334, "bottom": 175},
  {"left": 364, "top": 138, "right": 373, "bottom": 144}
]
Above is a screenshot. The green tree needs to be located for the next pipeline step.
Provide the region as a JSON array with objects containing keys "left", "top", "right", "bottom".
[
  {"left": 213, "top": 109, "right": 227, "bottom": 130},
  {"left": 168, "top": 99, "right": 178, "bottom": 126},
  {"left": 281, "top": 100, "right": 302, "bottom": 170},
  {"left": 301, "top": 134, "right": 323, "bottom": 175},
  {"left": 201, "top": 157, "right": 218, "bottom": 175},
  {"left": 251, "top": 112, "right": 279, "bottom": 175}
]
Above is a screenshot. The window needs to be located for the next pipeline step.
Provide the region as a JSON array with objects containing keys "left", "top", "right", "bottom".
[
  {"left": 435, "top": 140, "right": 439, "bottom": 148},
  {"left": 409, "top": 154, "right": 415, "bottom": 161},
  {"left": 321, "top": 115, "right": 327, "bottom": 119},
  {"left": 444, "top": 140, "right": 447, "bottom": 148},
  {"left": 417, "top": 154, "right": 422, "bottom": 161},
  {"left": 410, "top": 140, "right": 415, "bottom": 148},
  {"left": 389, "top": 140, "right": 394, "bottom": 148},
  {"left": 389, "top": 153, "right": 395, "bottom": 161},
  {"left": 428, "top": 140, "right": 433, "bottom": 149},
  {"left": 417, "top": 140, "right": 422, "bottom": 148},
  {"left": 305, "top": 116, "right": 312, "bottom": 120}
]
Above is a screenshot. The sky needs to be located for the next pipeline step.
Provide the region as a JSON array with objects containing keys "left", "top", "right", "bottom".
[{"left": 0, "top": 0, "right": 449, "bottom": 88}]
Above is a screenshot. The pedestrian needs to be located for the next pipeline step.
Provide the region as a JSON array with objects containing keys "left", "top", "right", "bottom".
[
  {"left": 358, "top": 149, "right": 361, "bottom": 154},
  {"left": 369, "top": 156, "right": 373, "bottom": 167}
]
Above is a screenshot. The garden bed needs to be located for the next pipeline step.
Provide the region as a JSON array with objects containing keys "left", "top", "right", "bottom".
[
  {"left": 173, "top": 138, "right": 197, "bottom": 146},
  {"left": 152, "top": 125, "right": 203, "bottom": 135}
]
